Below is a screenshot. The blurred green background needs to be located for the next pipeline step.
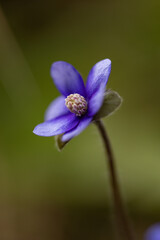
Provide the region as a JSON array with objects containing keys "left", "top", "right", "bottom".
[{"left": 0, "top": 0, "right": 160, "bottom": 239}]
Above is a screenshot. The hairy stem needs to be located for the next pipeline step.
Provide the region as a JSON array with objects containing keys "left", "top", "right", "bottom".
[{"left": 95, "top": 120, "right": 135, "bottom": 240}]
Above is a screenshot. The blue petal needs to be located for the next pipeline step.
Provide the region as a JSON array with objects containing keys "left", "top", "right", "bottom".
[
  {"left": 62, "top": 115, "right": 92, "bottom": 142},
  {"left": 145, "top": 223, "right": 160, "bottom": 240},
  {"left": 86, "top": 59, "right": 111, "bottom": 116},
  {"left": 51, "top": 61, "right": 86, "bottom": 97},
  {"left": 45, "top": 96, "right": 69, "bottom": 121},
  {"left": 88, "top": 85, "right": 106, "bottom": 117},
  {"left": 33, "top": 113, "right": 79, "bottom": 137}
]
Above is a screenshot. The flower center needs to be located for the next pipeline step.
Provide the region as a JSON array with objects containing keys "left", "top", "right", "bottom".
[{"left": 65, "top": 93, "right": 87, "bottom": 117}]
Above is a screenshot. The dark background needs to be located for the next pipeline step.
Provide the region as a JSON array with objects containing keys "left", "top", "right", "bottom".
[{"left": 0, "top": 0, "right": 160, "bottom": 239}]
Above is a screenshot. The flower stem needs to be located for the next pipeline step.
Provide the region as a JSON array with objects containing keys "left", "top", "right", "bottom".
[{"left": 95, "top": 120, "right": 135, "bottom": 240}]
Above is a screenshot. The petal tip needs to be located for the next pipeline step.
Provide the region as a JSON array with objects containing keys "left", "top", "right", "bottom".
[
  {"left": 33, "top": 125, "right": 44, "bottom": 136},
  {"left": 98, "top": 58, "right": 111, "bottom": 66},
  {"left": 33, "top": 126, "right": 39, "bottom": 136}
]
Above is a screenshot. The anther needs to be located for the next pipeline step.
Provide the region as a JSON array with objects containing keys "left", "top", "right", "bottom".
[{"left": 65, "top": 93, "right": 87, "bottom": 116}]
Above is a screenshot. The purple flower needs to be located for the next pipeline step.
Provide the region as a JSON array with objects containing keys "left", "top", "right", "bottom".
[
  {"left": 145, "top": 223, "right": 160, "bottom": 240},
  {"left": 33, "top": 59, "right": 111, "bottom": 143}
]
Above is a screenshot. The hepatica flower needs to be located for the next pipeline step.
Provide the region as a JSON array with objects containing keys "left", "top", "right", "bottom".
[
  {"left": 33, "top": 59, "right": 133, "bottom": 239},
  {"left": 33, "top": 59, "right": 122, "bottom": 149}
]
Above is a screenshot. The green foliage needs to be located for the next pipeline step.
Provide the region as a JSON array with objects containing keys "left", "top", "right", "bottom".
[
  {"left": 55, "top": 134, "right": 69, "bottom": 151},
  {"left": 94, "top": 90, "right": 122, "bottom": 120}
]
